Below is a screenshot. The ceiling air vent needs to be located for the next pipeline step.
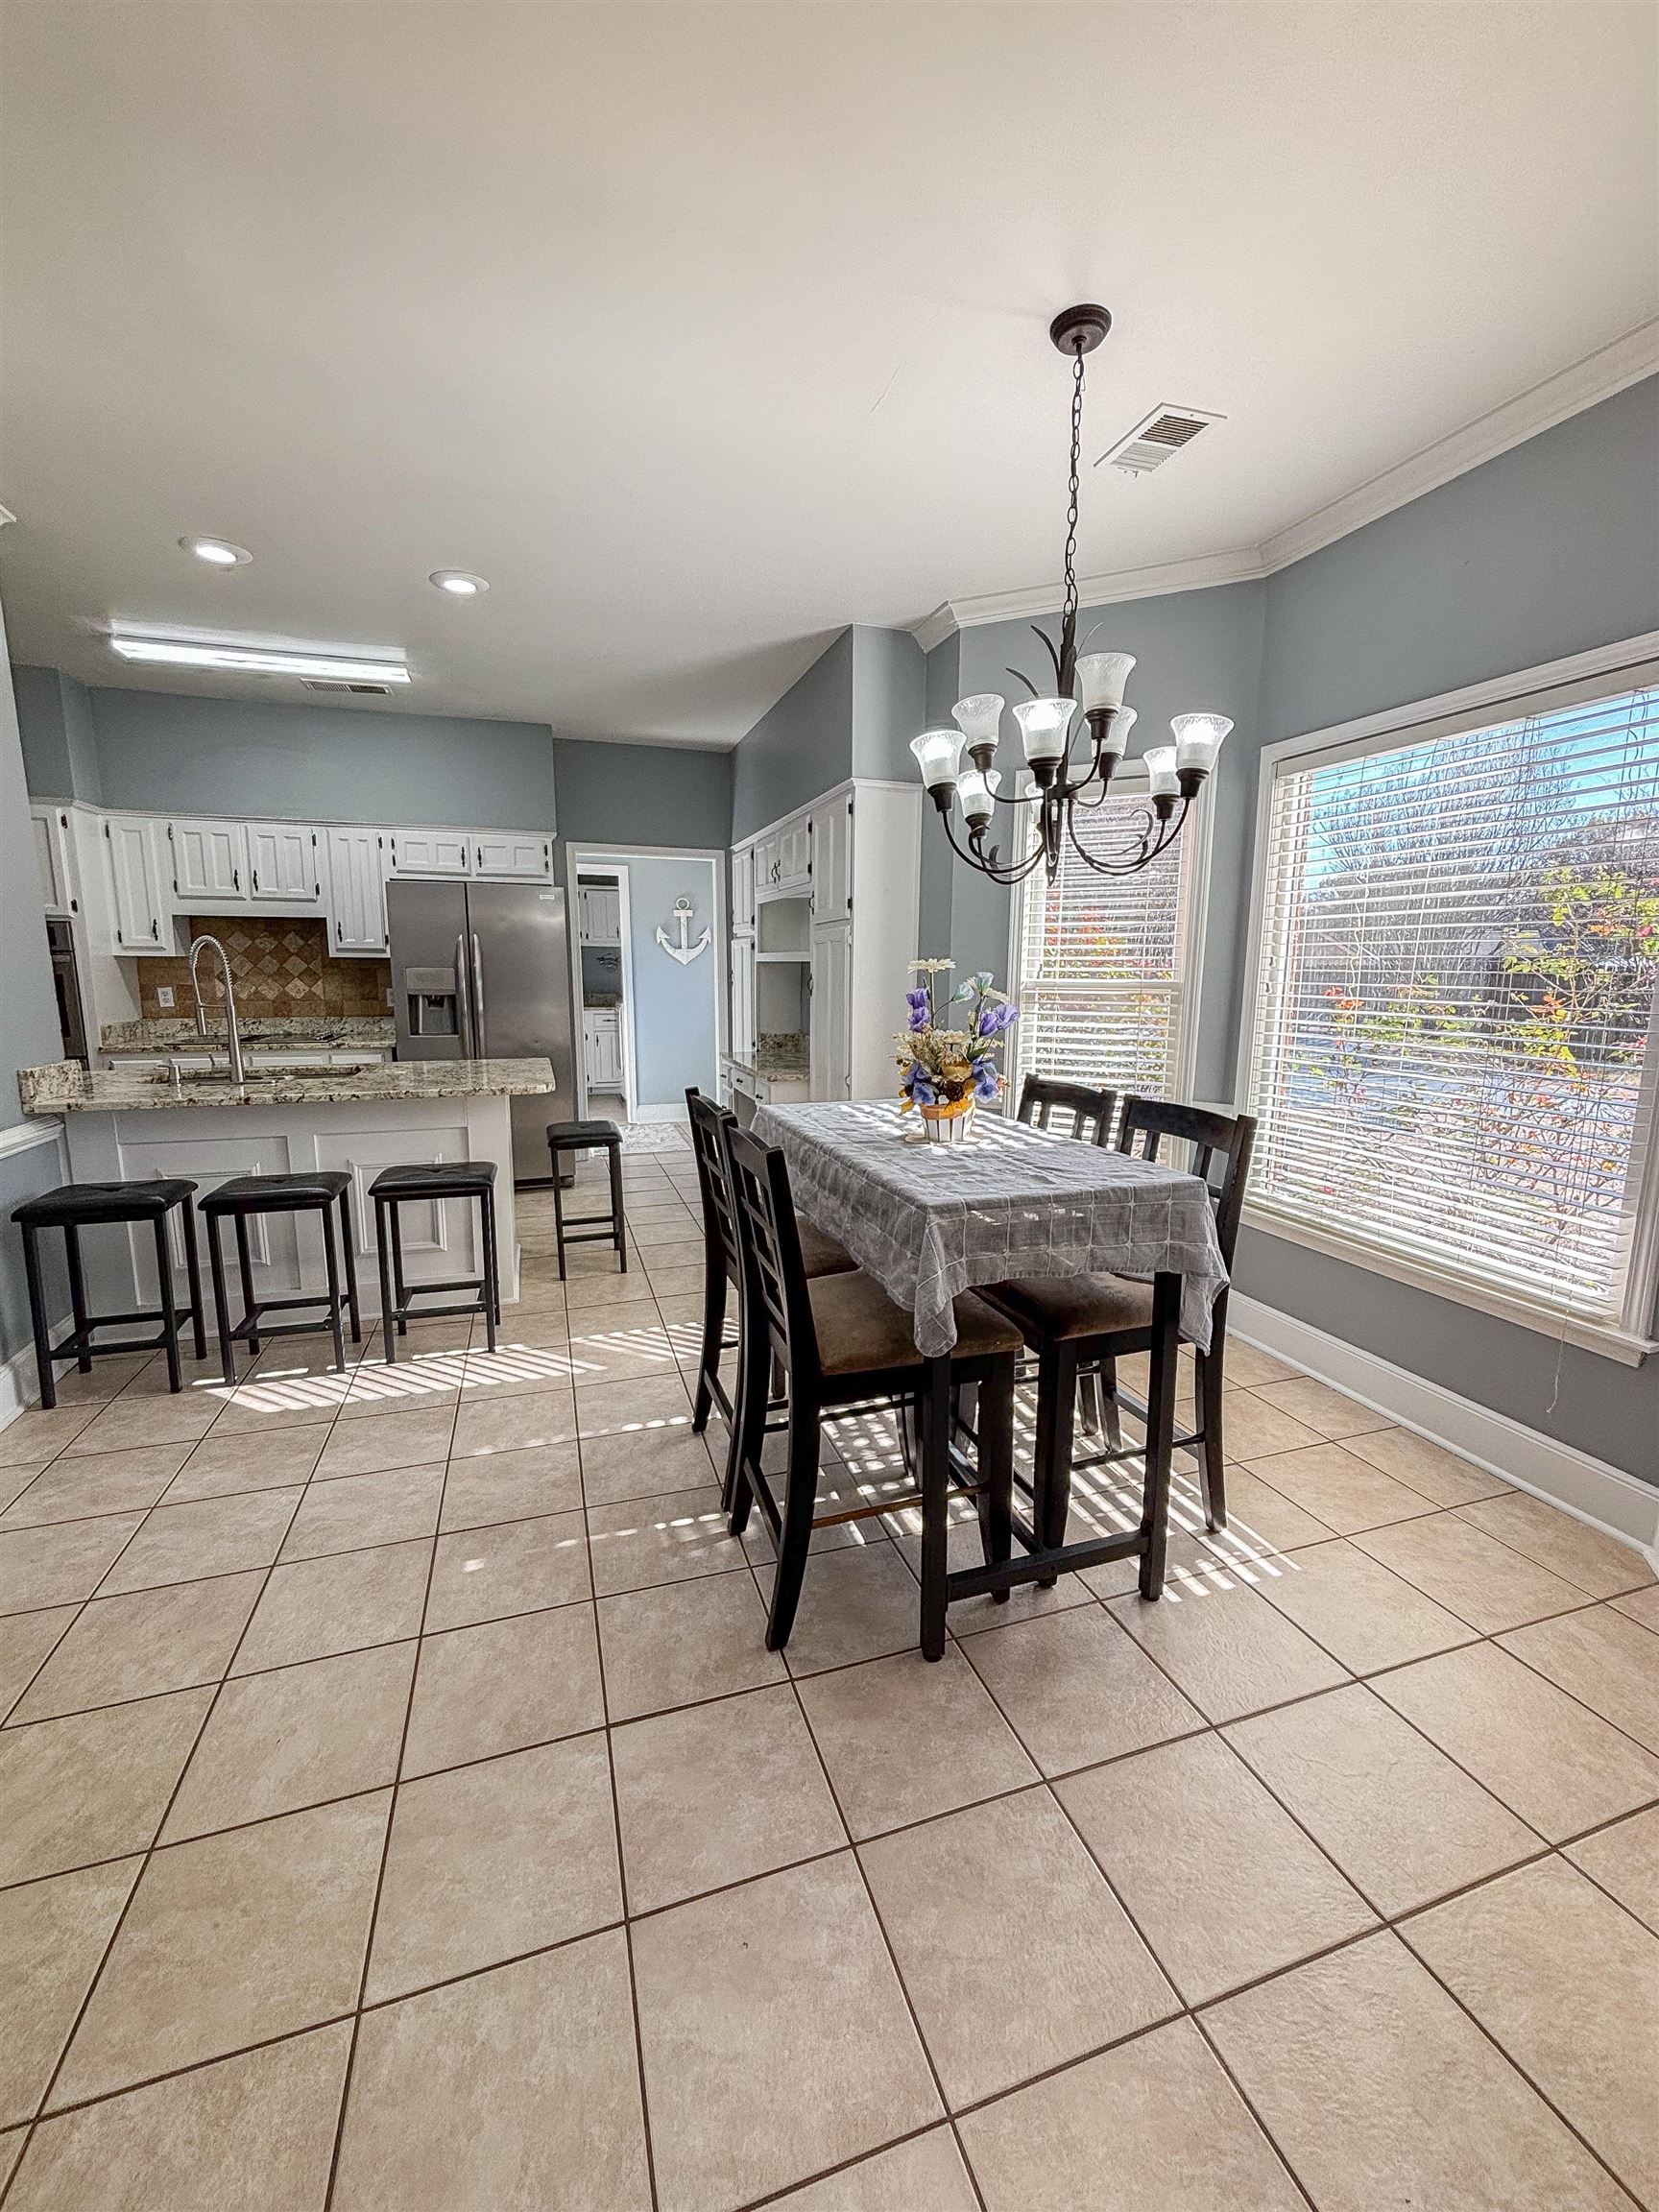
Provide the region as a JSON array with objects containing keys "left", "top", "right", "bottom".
[
  {"left": 301, "top": 678, "right": 393, "bottom": 695},
  {"left": 1099, "top": 404, "right": 1224, "bottom": 478}
]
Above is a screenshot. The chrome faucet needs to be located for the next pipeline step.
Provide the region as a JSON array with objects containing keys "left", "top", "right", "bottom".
[{"left": 188, "top": 934, "right": 246, "bottom": 1083}]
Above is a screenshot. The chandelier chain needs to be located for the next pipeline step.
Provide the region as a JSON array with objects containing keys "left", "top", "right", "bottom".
[{"left": 1062, "top": 345, "right": 1085, "bottom": 637}]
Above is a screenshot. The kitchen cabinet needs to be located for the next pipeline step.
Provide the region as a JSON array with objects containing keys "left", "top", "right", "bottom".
[
  {"left": 578, "top": 884, "right": 622, "bottom": 945},
  {"left": 583, "top": 1006, "right": 623, "bottom": 1092},
  {"left": 732, "top": 843, "right": 756, "bottom": 935},
  {"left": 32, "top": 805, "right": 77, "bottom": 917},
  {"left": 778, "top": 815, "right": 811, "bottom": 894},
  {"left": 809, "top": 793, "right": 853, "bottom": 921},
  {"left": 473, "top": 833, "right": 552, "bottom": 879},
  {"left": 753, "top": 829, "right": 781, "bottom": 894},
  {"left": 808, "top": 924, "right": 852, "bottom": 1100},
  {"left": 389, "top": 829, "right": 471, "bottom": 877},
  {"left": 731, "top": 933, "right": 756, "bottom": 1063},
  {"left": 169, "top": 818, "right": 249, "bottom": 903},
  {"left": 103, "top": 817, "right": 170, "bottom": 952},
  {"left": 325, "top": 828, "right": 390, "bottom": 955},
  {"left": 249, "top": 824, "right": 323, "bottom": 905}
]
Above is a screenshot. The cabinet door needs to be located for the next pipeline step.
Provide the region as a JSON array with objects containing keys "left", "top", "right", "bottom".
[
  {"left": 32, "top": 807, "right": 76, "bottom": 915},
  {"left": 325, "top": 829, "right": 390, "bottom": 954},
  {"left": 778, "top": 817, "right": 811, "bottom": 893},
  {"left": 598, "top": 1019, "right": 622, "bottom": 1090},
  {"left": 754, "top": 831, "right": 781, "bottom": 891},
  {"left": 248, "top": 824, "right": 321, "bottom": 903},
  {"left": 732, "top": 845, "right": 756, "bottom": 933},
  {"left": 809, "top": 794, "right": 853, "bottom": 921},
  {"left": 731, "top": 935, "right": 756, "bottom": 1063},
  {"left": 389, "top": 829, "right": 470, "bottom": 877},
  {"left": 170, "top": 818, "right": 248, "bottom": 902},
  {"left": 808, "top": 925, "right": 851, "bottom": 1100},
  {"left": 104, "top": 818, "right": 168, "bottom": 950},
  {"left": 473, "top": 833, "right": 552, "bottom": 879}
]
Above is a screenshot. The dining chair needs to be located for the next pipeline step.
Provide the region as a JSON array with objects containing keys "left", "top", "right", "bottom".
[
  {"left": 722, "top": 1121, "right": 1022, "bottom": 1653},
  {"left": 982, "top": 1096, "right": 1255, "bottom": 1553},
  {"left": 1017, "top": 1073, "right": 1118, "bottom": 1145}
]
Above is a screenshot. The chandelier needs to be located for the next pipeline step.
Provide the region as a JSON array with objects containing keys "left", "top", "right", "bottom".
[{"left": 910, "top": 303, "right": 1231, "bottom": 886}]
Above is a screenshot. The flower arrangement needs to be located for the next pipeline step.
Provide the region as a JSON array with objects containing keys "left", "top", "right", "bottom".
[{"left": 896, "top": 961, "right": 1018, "bottom": 1141}]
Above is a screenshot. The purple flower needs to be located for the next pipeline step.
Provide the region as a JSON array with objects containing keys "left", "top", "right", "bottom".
[
  {"left": 904, "top": 989, "right": 930, "bottom": 1031},
  {"left": 971, "top": 1057, "right": 1001, "bottom": 1101}
]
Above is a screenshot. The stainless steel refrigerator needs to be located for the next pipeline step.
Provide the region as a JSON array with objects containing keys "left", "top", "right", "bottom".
[{"left": 387, "top": 878, "right": 576, "bottom": 1186}]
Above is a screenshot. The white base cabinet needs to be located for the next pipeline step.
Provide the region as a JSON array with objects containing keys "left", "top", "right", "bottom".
[
  {"left": 583, "top": 1007, "right": 623, "bottom": 1092},
  {"left": 809, "top": 923, "right": 852, "bottom": 1099}
]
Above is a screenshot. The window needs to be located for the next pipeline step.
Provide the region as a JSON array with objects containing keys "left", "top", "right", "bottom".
[
  {"left": 1244, "top": 672, "right": 1659, "bottom": 1351},
  {"left": 1010, "top": 776, "right": 1203, "bottom": 1105}
]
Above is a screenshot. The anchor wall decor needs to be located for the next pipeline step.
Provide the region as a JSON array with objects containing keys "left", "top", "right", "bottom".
[{"left": 655, "top": 897, "right": 710, "bottom": 966}]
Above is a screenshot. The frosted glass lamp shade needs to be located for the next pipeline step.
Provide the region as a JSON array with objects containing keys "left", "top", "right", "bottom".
[
  {"left": 1013, "top": 697, "right": 1076, "bottom": 765},
  {"left": 910, "top": 729, "right": 965, "bottom": 790},
  {"left": 1095, "top": 705, "right": 1136, "bottom": 759},
  {"left": 951, "top": 693, "right": 1005, "bottom": 751},
  {"left": 1171, "top": 712, "right": 1233, "bottom": 772},
  {"left": 1143, "top": 746, "right": 1180, "bottom": 799},
  {"left": 956, "top": 767, "right": 1000, "bottom": 828},
  {"left": 1076, "top": 652, "right": 1135, "bottom": 712}
]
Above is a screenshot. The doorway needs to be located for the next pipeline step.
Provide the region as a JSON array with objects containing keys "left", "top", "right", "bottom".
[{"left": 573, "top": 867, "right": 633, "bottom": 1122}]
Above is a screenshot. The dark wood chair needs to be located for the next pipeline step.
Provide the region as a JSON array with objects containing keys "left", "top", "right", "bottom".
[
  {"left": 1017, "top": 1073, "right": 1118, "bottom": 1145},
  {"left": 545, "top": 1119, "right": 627, "bottom": 1278},
  {"left": 722, "top": 1122, "right": 1022, "bottom": 1656},
  {"left": 983, "top": 1096, "right": 1256, "bottom": 1554}
]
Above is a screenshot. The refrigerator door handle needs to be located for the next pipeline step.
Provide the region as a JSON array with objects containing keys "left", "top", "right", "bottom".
[
  {"left": 471, "top": 933, "right": 487, "bottom": 1057},
  {"left": 455, "top": 934, "right": 474, "bottom": 1056}
]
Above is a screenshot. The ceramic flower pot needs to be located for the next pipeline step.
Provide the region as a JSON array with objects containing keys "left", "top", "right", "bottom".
[{"left": 920, "top": 1101, "right": 975, "bottom": 1145}]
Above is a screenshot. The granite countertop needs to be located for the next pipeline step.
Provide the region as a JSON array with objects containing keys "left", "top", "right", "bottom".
[
  {"left": 20, "top": 1057, "right": 556, "bottom": 1116},
  {"left": 100, "top": 1016, "right": 396, "bottom": 1054}
]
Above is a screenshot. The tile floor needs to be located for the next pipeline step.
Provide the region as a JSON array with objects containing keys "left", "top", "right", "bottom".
[{"left": 0, "top": 1145, "right": 1656, "bottom": 2209}]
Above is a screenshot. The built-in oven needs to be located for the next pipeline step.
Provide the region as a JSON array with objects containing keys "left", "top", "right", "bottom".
[{"left": 46, "top": 917, "right": 89, "bottom": 1065}]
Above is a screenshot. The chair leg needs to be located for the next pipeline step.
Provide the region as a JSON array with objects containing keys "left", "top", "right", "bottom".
[
  {"left": 551, "top": 1162, "right": 568, "bottom": 1280},
  {"left": 179, "top": 1199, "right": 207, "bottom": 1360},
  {"left": 691, "top": 1257, "right": 726, "bottom": 1435},
  {"left": 608, "top": 1142, "right": 627, "bottom": 1272},
  {"left": 764, "top": 1391, "right": 822, "bottom": 1652},
  {"left": 1097, "top": 1353, "right": 1123, "bottom": 1449},
  {"left": 725, "top": 1298, "right": 770, "bottom": 1531},
  {"left": 1032, "top": 1341, "right": 1079, "bottom": 1586},
  {"left": 389, "top": 1207, "right": 408, "bottom": 1334},
  {"left": 63, "top": 1225, "right": 92, "bottom": 1373},
  {"left": 233, "top": 1215, "right": 259, "bottom": 1356},
  {"left": 1195, "top": 1346, "right": 1227, "bottom": 1531},
  {"left": 1078, "top": 1366, "right": 1103, "bottom": 1439},
  {"left": 918, "top": 1355, "right": 951, "bottom": 1661},
  {"left": 375, "top": 1198, "right": 397, "bottom": 1366},
  {"left": 321, "top": 1204, "right": 347, "bottom": 1375},
  {"left": 338, "top": 1189, "right": 363, "bottom": 1344},
  {"left": 975, "top": 1357, "right": 1015, "bottom": 1599},
  {"left": 21, "top": 1222, "right": 57, "bottom": 1410},
  {"left": 478, "top": 1191, "right": 499, "bottom": 1354},
  {"left": 205, "top": 1214, "right": 237, "bottom": 1387},
  {"left": 1140, "top": 1273, "right": 1181, "bottom": 1599},
  {"left": 154, "top": 1215, "right": 182, "bottom": 1393}
]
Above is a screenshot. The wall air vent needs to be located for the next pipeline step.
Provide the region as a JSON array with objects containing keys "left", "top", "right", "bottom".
[
  {"left": 301, "top": 678, "right": 393, "bottom": 695},
  {"left": 1098, "top": 404, "right": 1224, "bottom": 478}
]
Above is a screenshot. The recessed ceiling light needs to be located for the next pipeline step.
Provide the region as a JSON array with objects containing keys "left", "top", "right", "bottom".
[
  {"left": 429, "top": 570, "right": 489, "bottom": 596},
  {"left": 180, "top": 537, "right": 252, "bottom": 567},
  {"left": 108, "top": 631, "right": 410, "bottom": 684}
]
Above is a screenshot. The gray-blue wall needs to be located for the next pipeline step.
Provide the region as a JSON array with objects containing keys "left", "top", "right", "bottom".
[
  {"left": 730, "top": 630, "right": 854, "bottom": 839},
  {"left": 13, "top": 664, "right": 101, "bottom": 803},
  {"left": 850, "top": 626, "right": 926, "bottom": 783},
  {"left": 551, "top": 737, "right": 732, "bottom": 864}
]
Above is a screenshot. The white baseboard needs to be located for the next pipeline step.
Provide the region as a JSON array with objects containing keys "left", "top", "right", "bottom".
[{"left": 1230, "top": 1292, "right": 1659, "bottom": 1565}]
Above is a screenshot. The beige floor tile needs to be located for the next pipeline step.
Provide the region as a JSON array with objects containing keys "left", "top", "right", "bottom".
[
  {"left": 164, "top": 1422, "right": 331, "bottom": 1502},
  {"left": 588, "top": 1481, "right": 745, "bottom": 1597},
  {"left": 613, "top": 1685, "right": 845, "bottom": 1913},
  {"left": 449, "top": 1384, "right": 577, "bottom": 1457},
  {"left": 0, "top": 1513, "right": 146, "bottom": 1615},
  {"left": 1500, "top": 1601, "right": 1659, "bottom": 1754},
  {"left": 66, "top": 1391, "right": 220, "bottom": 1455},
  {"left": 961, "top": 2014, "right": 1306, "bottom": 2212},
  {"left": 894, "top": 1514, "right": 1095, "bottom": 1634},
  {"left": 1355, "top": 1512, "right": 1591, "bottom": 1633},
  {"left": 564, "top": 1273, "right": 659, "bottom": 1314},
  {"left": 766, "top": 2129, "right": 978, "bottom": 2210},
  {"left": 1248, "top": 1377, "right": 1394, "bottom": 1441},
  {"left": 1338, "top": 1423, "right": 1510, "bottom": 1506},
  {"left": 7, "top": 2022, "right": 351, "bottom": 2212},
  {"left": 0, "top": 1857, "right": 141, "bottom": 2128},
  {"left": 1212, "top": 1390, "right": 1326, "bottom": 1461},
  {"left": 368, "top": 1732, "right": 620, "bottom": 2000},
  {"left": 1225, "top": 1682, "right": 1539, "bottom": 1915},
  {"left": 11, "top": 1573, "right": 264, "bottom": 1722},
  {"left": 750, "top": 1541, "right": 932, "bottom": 1675},
  {"left": 864, "top": 1788, "right": 1176, "bottom": 2108},
  {"left": 161, "top": 1641, "right": 414, "bottom": 1839},
  {"left": 313, "top": 1405, "right": 453, "bottom": 1479},
  {"left": 437, "top": 1440, "right": 583, "bottom": 1528},
  {"left": 574, "top": 1371, "right": 694, "bottom": 1440},
  {"left": 277, "top": 1466, "right": 442, "bottom": 1563},
  {"left": 1203, "top": 1465, "right": 1338, "bottom": 1551},
  {"left": 633, "top": 1852, "right": 940, "bottom": 2212},
  {"left": 1105, "top": 1577, "right": 1349, "bottom": 1723},
  {"left": 596, "top": 1571, "right": 785, "bottom": 1721},
  {"left": 34, "top": 1354, "right": 151, "bottom": 1407},
  {"left": 1252, "top": 1536, "right": 1478, "bottom": 1675},
  {"left": 579, "top": 1425, "right": 720, "bottom": 1506},
  {"left": 53, "top": 1791, "right": 388, "bottom": 2105},
  {"left": 0, "top": 1608, "right": 76, "bottom": 1719},
  {"left": 0, "top": 1407, "right": 97, "bottom": 1469},
  {"left": 1455, "top": 1491, "right": 1654, "bottom": 1600},
  {"left": 454, "top": 1341, "right": 587, "bottom": 1398},
  {"left": 1058, "top": 1730, "right": 1377, "bottom": 2005},
  {"left": 0, "top": 1464, "right": 47, "bottom": 1517},
  {"left": 424, "top": 1507, "right": 589, "bottom": 1628},
  {"left": 1219, "top": 1342, "right": 1298, "bottom": 1388},
  {"left": 1613, "top": 1581, "right": 1659, "bottom": 1633},
  {"left": 334, "top": 1932, "right": 651, "bottom": 2211},
  {"left": 964, "top": 1606, "right": 1204, "bottom": 1777},
  {"left": 1205, "top": 1931, "right": 1628, "bottom": 2212},
  {"left": 402, "top": 1601, "right": 604, "bottom": 1774},
  {"left": 1404, "top": 1858, "right": 1659, "bottom": 2203},
  {"left": 655, "top": 1293, "right": 705, "bottom": 1329},
  {"left": 205, "top": 1382, "right": 353, "bottom": 1435},
  {"left": 0, "top": 1688, "right": 211, "bottom": 1885},
  {"left": 1242, "top": 1442, "right": 1438, "bottom": 1536},
  {"left": 102, "top": 1487, "right": 302, "bottom": 1594},
  {"left": 1371, "top": 1640, "right": 1659, "bottom": 1841},
  {"left": 232, "top": 1539, "right": 432, "bottom": 1673},
  {"left": 1565, "top": 1804, "right": 1659, "bottom": 1933},
  {"left": 1, "top": 1445, "right": 192, "bottom": 1529},
  {"left": 646, "top": 1263, "right": 706, "bottom": 1298},
  {"left": 798, "top": 1646, "right": 1039, "bottom": 1839}
]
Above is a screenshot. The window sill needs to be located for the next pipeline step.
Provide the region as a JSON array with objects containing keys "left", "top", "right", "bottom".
[{"left": 1238, "top": 1205, "right": 1656, "bottom": 1369}]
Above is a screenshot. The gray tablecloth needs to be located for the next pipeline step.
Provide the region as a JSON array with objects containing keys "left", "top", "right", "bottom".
[{"left": 751, "top": 1098, "right": 1229, "bottom": 1357}]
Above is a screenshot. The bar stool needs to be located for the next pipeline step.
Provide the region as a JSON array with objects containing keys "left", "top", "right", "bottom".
[
  {"left": 545, "top": 1120, "right": 626, "bottom": 1279},
  {"left": 370, "top": 1160, "right": 500, "bottom": 1359},
  {"left": 12, "top": 1179, "right": 206, "bottom": 1407},
  {"left": 199, "top": 1172, "right": 363, "bottom": 1386}
]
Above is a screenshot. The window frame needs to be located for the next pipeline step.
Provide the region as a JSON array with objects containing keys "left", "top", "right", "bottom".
[
  {"left": 1234, "top": 629, "right": 1659, "bottom": 1367},
  {"left": 1004, "top": 755, "right": 1215, "bottom": 1112}
]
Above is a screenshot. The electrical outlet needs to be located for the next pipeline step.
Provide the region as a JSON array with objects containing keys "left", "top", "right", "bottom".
[{"left": 156, "top": 986, "right": 175, "bottom": 1010}]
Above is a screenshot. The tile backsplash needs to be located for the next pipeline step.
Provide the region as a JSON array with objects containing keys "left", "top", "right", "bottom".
[{"left": 138, "top": 918, "right": 390, "bottom": 1022}]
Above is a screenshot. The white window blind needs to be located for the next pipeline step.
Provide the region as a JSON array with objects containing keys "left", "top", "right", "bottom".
[
  {"left": 1245, "top": 681, "right": 1659, "bottom": 1335},
  {"left": 1013, "top": 783, "right": 1196, "bottom": 1102}
]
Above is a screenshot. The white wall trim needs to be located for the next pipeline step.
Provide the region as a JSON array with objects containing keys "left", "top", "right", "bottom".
[
  {"left": 1230, "top": 1290, "right": 1659, "bottom": 1565},
  {"left": 910, "top": 320, "right": 1659, "bottom": 647},
  {"left": 0, "top": 1118, "right": 64, "bottom": 1162}
]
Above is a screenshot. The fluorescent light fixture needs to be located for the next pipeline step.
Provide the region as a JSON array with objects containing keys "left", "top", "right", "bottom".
[
  {"left": 108, "top": 633, "right": 411, "bottom": 684},
  {"left": 180, "top": 536, "right": 251, "bottom": 567},
  {"left": 430, "top": 569, "right": 488, "bottom": 596}
]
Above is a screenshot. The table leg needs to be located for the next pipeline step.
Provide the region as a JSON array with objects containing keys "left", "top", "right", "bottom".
[
  {"left": 1138, "top": 1270, "right": 1181, "bottom": 1599},
  {"left": 920, "top": 1354, "right": 950, "bottom": 1661}
]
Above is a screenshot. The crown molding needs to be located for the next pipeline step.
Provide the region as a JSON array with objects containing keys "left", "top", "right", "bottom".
[{"left": 910, "top": 318, "right": 1659, "bottom": 648}]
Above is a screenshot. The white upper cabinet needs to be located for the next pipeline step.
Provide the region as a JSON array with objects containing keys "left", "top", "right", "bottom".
[
  {"left": 325, "top": 827, "right": 390, "bottom": 955},
  {"left": 808, "top": 794, "right": 853, "bottom": 921},
  {"left": 248, "top": 824, "right": 322, "bottom": 905},
  {"left": 732, "top": 843, "right": 756, "bottom": 935},
  {"left": 389, "top": 828, "right": 471, "bottom": 877},
  {"left": 577, "top": 884, "right": 622, "bottom": 945},
  {"left": 169, "top": 818, "right": 248, "bottom": 903},
  {"left": 32, "top": 805, "right": 77, "bottom": 916},
  {"left": 473, "top": 832, "right": 552, "bottom": 879},
  {"left": 754, "top": 813, "right": 810, "bottom": 901},
  {"left": 103, "top": 817, "right": 170, "bottom": 951}
]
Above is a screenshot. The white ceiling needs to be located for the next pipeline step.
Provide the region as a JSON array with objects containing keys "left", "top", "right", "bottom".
[{"left": 1, "top": 2, "right": 1654, "bottom": 745}]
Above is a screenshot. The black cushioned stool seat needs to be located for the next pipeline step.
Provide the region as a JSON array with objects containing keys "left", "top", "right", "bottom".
[
  {"left": 200, "top": 1171, "right": 362, "bottom": 1386},
  {"left": 545, "top": 1120, "right": 626, "bottom": 1280},
  {"left": 12, "top": 1178, "right": 206, "bottom": 1407},
  {"left": 369, "top": 1160, "right": 501, "bottom": 1359}
]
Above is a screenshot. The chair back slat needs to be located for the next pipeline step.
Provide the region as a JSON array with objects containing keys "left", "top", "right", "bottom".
[
  {"left": 685, "top": 1088, "right": 741, "bottom": 1283},
  {"left": 1117, "top": 1095, "right": 1257, "bottom": 1266},
  {"left": 723, "top": 1123, "right": 822, "bottom": 1390},
  {"left": 1017, "top": 1074, "right": 1118, "bottom": 1146}
]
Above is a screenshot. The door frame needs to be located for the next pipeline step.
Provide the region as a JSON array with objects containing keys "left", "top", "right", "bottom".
[{"left": 566, "top": 857, "right": 637, "bottom": 1121}]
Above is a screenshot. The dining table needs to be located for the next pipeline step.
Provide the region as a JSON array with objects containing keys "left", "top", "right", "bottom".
[{"left": 749, "top": 1097, "right": 1231, "bottom": 1657}]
